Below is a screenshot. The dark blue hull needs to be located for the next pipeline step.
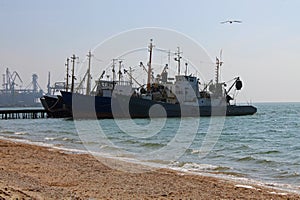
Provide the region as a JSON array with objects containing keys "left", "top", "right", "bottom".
[
  {"left": 61, "top": 91, "right": 257, "bottom": 119},
  {"left": 40, "top": 95, "right": 72, "bottom": 118}
]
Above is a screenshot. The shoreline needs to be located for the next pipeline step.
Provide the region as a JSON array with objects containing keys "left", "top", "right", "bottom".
[{"left": 1, "top": 139, "right": 300, "bottom": 199}]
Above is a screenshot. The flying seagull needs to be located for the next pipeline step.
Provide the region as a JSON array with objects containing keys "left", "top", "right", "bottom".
[{"left": 221, "top": 20, "right": 242, "bottom": 24}]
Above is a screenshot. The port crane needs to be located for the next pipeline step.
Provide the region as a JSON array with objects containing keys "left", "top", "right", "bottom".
[{"left": 3, "top": 68, "right": 23, "bottom": 93}]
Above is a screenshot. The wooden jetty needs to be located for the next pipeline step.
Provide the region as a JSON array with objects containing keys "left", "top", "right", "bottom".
[{"left": 0, "top": 109, "right": 47, "bottom": 120}]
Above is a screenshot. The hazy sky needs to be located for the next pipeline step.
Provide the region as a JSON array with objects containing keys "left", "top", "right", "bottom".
[{"left": 0, "top": 0, "right": 299, "bottom": 102}]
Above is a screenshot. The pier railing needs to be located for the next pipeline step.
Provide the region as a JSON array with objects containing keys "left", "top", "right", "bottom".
[{"left": 0, "top": 109, "right": 47, "bottom": 120}]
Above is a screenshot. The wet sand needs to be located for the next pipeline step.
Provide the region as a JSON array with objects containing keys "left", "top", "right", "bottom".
[{"left": 0, "top": 139, "right": 299, "bottom": 199}]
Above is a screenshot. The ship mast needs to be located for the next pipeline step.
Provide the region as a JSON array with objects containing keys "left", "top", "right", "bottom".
[
  {"left": 215, "top": 50, "right": 223, "bottom": 84},
  {"left": 129, "top": 67, "right": 133, "bottom": 85},
  {"left": 2, "top": 74, "right": 5, "bottom": 91},
  {"left": 185, "top": 62, "right": 188, "bottom": 76},
  {"left": 86, "top": 51, "right": 92, "bottom": 95},
  {"left": 47, "top": 72, "right": 51, "bottom": 95},
  {"left": 112, "top": 58, "right": 118, "bottom": 82},
  {"left": 147, "top": 39, "right": 154, "bottom": 92},
  {"left": 118, "top": 60, "right": 123, "bottom": 83},
  {"left": 70, "top": 54, "right": 78, "bottom": 93},
  {"left": 174, "top": 47, "right": 182, "bottom": 75},
  {"left": 215, "top": 57, "right": 220, "bottom": 83},
  {"left": 65, "top": 58, "right": 70, "bottom": 92},
  {"left": 6, "top": 68, "right": 10, "bottom": 92}
]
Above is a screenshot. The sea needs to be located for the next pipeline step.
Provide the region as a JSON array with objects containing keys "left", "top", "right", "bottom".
[{"left": 0, "top": 102, "right": 300, "bottom": 193}]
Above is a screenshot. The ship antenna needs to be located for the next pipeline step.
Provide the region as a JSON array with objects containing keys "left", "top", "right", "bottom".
[
  {"left": 174, "top": 47, "right": 182, "bottom": 75},
  {"left": 65, "top": 58, "right": 70, "bottom": 92},
  {"left": 147, "top": 39, "right": 154, "bottom": 92},
  {"left": 86, "top": 51, "right": 93, "bottom": 95}
]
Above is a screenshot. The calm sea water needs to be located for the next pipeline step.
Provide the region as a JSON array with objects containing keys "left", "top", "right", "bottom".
[{"left": 1, "top": 103, "right": 300, "bottom": 192}]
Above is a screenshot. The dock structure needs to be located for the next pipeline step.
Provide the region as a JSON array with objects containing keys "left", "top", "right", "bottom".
[{"left": 0, "top": 109, "right": 47, "bottom": 120}]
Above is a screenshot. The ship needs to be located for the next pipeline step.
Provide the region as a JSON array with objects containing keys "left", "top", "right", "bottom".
[
  {"left": 0, "top": 68, "right": 43, "bottom": 107},
  {"left": 40, "top": 55, "right": 78, "bottom": 118},
  {"left": 40, "top": 84, "right": 71, "bottom": 118},
  {"left": 61, "top": 40, "right": 257, "bottom": 118}
]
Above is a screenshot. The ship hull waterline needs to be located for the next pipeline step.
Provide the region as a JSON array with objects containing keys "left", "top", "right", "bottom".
[{"left": 61, "top": 91, "right": 257, "bottom": 119}]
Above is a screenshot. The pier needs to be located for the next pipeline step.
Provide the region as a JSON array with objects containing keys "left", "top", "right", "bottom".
[{"left": 0, "top": 109, "right": 47, "bottom": 120}]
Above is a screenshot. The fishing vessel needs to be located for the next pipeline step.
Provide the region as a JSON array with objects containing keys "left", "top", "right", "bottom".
[
  {"left": 40, "top": 55, "right": 78, "bottom": 118},
  {"left": 40, "top": 94, "right": 71, "bottom": 118},
  {"left": 61, "top": 40, "right": 257, "bottom": 118}
]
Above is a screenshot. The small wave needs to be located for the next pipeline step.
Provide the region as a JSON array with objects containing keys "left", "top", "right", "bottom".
[
  {"left": 188, "top": 149, "right": 225, "bottom": 158},
  {"left": 237, "top": 156, "right": 255, "bottom": 162},
  {"left": 6, "top": 135, "right": 24, "bottom": 140},
  {"left": 15, "top": 132, "right": 28, "bottom": 135},
  {"left": 169, "top": 162, "right": 247, "bottom": 178},
  {"left": 44, "top": 137, "right": 58, "bottom": 141},
  {"left": 44, "top": 136, "right": 75, "bottom": 142},
  {"left": 190, "top": 149, "right": 201, "bottom": 154},
  {"left": 62, "top": 137, "right": 72, "bottom": 141},
  {"left": 145, "top": 159, "right": 172, "bottom": 165},
  {"left": 123, "top": 139, "right": 139, "bottom": 144},
  {"left": 42, "top": 130, "right": 60, "bottom": 134},
  {"left": 220, "top": 171, "right": 246, "bottom": 177},
  {"left": 256, "top": 150, "right": 280, "bottom": 155},
  {"left": 181, "top": 162, "right": 219, "bottom": 171},
  {"left": 100, "top": 144, "right": 109, "bottom": 149},
  {"left": 255, "top": 158, "right": 277, "bottom": 165},
  {"left": 75, "top": 140, "right": 99, "bottom": 145},
  {"left": 213, "top": 166, "right": 232, "bottom": 171},
  {"left": 274, "top": 171, "right": 300, "bottom": 179},
  {"left": 0, "top": 130, "right": 15, "bottom": 134},
  {"left": 169, "top": 161, "right": 219, "bottom": 171},
  {"left": 139, "top": 142, "right": 165, "bottom": 148},
  {"left": 236, "top": 156, "right": 277, "bottom": 165},
  {"left": 99, "top": 144, "right": 121, "bottom": 151}
]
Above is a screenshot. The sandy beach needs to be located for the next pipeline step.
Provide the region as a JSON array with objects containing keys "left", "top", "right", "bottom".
[{"left": 0, "top": 139, "right": 299, "bottom": 199}]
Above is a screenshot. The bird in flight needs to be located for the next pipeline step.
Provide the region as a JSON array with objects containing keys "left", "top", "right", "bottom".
[{"left": 221, "top": 20, "right": 242, "bottom": 24}]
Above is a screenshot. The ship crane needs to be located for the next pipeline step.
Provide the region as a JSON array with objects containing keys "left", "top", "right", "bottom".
[
  {"left": 161, "top": 64, "right": 168, "bottom": 75},
  {"left": 123, "top": 68, "right": 142, "bottom": 87},
  {"left": 157, "top": 64, "right": 168, "bottom": 83},
  {"left": 139, "top": 61, "right": 148, "bottom": 72},
  {"left": 139, "top": 61, "right": 154, "bottom": 82}
]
